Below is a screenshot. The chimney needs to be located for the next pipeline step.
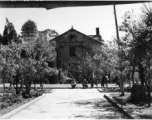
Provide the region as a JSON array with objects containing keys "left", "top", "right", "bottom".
[{"left": 96, "top": 28, "right": 100, "bottom": 35}]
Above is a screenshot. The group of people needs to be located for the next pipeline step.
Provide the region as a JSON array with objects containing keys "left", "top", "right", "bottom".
[
  {"left": 71, "top": 79, "right": 88, "bottom": 89},
  {"left": 71, "top": 73, "right": 116, "bottom": 89}
]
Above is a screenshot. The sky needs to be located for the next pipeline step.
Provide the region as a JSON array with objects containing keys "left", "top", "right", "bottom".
[{"left": 0, "top": 2, "right": 150, "bottom": 41}]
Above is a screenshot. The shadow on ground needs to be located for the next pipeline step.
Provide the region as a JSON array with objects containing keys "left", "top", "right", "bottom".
[
  {"left": 73, "top": 98, "right": 127, "bottom": 119},
  {"left": 138, "top": 114, "right": 152, "bottom": 119}
]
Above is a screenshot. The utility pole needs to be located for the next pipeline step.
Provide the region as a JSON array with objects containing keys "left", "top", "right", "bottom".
[{"left": 113, "top": 4, "right": 124, "bottom": 96}]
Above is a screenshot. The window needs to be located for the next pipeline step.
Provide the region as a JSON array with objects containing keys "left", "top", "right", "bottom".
[
  {"left": 70, "top": 35, "right": 76, "bottom": 43},
  {"left": 70, "top": 46, "right": 76, "bottom": 56}
]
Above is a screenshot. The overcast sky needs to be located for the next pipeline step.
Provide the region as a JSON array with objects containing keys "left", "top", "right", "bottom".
[{"left": 0, "top": 2, "right": 150, "bottom": 41}]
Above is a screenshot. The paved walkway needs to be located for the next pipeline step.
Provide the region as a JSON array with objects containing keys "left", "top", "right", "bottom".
[{"left": 9, "top": 89, "right": 123, "bottom": 119}]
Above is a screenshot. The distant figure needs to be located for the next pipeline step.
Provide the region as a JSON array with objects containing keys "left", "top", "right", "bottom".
[
  {"left": 101, "top": 74, "right": 109, "bottom": 88},
  {"left": 82, "top": 79, "right": 88, "bottom": 89},
  {"left": 95, "top": 75, "right": 98, "bottom": 87},
  {"left": 71, "top": 79, "right": 77, "bottom": 88}
]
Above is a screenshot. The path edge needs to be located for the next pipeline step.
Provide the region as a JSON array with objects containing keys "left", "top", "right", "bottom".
[
  {"left": 104, "top": 94, "right": 134, "bottom": 119},
  {"left": 0, "top": 94, "right": 46, "bottom": 119}
]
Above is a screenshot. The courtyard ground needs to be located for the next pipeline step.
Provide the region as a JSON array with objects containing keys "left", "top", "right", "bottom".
[
  {"left": 0, "top": 83, "right": 152, "bottom": 119},
  {"left": 1, "top": 89, "right": 126, "bottom": 119}
]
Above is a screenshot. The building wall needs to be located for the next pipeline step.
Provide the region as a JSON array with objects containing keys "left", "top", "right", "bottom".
[{"left": 55, "top": 29, "right": 101, "bottom": 68}]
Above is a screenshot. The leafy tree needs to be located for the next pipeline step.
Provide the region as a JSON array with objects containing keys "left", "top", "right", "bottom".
[
  {"left": 94, "top": 42, "right": 119, "bottom": 82},
  {"left": 35, "top": 29, "right": 58, "bottom": 67},
  {"left": 0, "top": 33, "right": 3, "bottom": 44},
  {"left": 75, "top": 43, "right": 102, "bottom": 87},
  {"left": 0, "top": 43, "right": 20, "bottom": 92},
  {"left": 2, "top": 18, "right": 17, "bottom": 45},
  {"left": 64, "top": 60, "right": 83, "bottom": 82},
  {"left": 21, "top": 19, "right": 38, "bottom": 43},
  {"left": 34, "top": 60, "right": 49, "bottom": 90},
  {"left": 21, "top": 19, "right": 38, "bottom": 35},
  {"left": 118, "top": 5, "right": 152, "bottom": 106}
]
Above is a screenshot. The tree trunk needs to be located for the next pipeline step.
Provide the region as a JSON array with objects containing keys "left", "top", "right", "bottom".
[
  {"left": 3, "top": 82, "right": 5, "bottom": 90},
  {"left": 138, "top": 62, "right": 145, "bottom": 86},
  {"left": 15, "top": 84, "right": 20, "bottom": 94},
  {"left": 131, "top": 84, "right": 147, "bottom": 103},
  {"left": 26, "top": 85, "right": 29, "bottom": 94},
  {"left": 9, "top": 82, "right": 12, "bottom": 88},
  {"left": 15, "top": 83, "right": 20, "bottom": 94},
  {"left": 147, "top": 85, "right": 151, "bottom": 107},
  {"left": 29, "top": 83, "right": 31, "bottom": 94},
  {"left": 120, "top": 71, "right": 125, "bottom": 96},
  {"left": 40, "top": 83, "right": 44, "bottom": 91},
  {"left": 91, "top": 80, "right": 94, "bottom": 88},
  {"left": 131, "top": 64, "right": 135, "bottom": 86},
  {"left": 34, "top": 82, "right": 36, "bottom": 90}
]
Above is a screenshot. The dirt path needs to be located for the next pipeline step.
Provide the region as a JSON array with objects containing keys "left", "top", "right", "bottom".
[{"left": 10, "top": 89, "right": 124, "bottom": 119}]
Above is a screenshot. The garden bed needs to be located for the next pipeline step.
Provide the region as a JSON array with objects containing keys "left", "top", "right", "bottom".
[
  {"left": 0, "top": 90, "right": 43, "bottom": 116},
  {"left": 0, "top": 97, "right": 35, "bottom": 116},
  {"left": 107, "top": 93, "right": 152, "bottom": 119}
]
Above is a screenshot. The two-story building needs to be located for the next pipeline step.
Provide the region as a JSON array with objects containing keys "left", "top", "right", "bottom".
[{"left": 52, "top": 27, "right": 103, "bottom": 68}]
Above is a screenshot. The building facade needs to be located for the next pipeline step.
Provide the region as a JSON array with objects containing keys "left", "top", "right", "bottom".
[{"left": 52, "top": 27, "right": 103, "bottom": 68}]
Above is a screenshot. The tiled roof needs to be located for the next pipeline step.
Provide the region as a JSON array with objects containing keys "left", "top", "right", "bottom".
[
  {"left": 51, "top": 28, "right": 103, "bottom": 44},
  {"left": 88, "top": 35, "right": 103, "bottom": 42}
]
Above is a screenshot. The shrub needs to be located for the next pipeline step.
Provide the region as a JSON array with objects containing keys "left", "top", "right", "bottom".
[
  {"left": 30, "top": 91, "right": 39, "bottom": 97},
  {"left": 22, "top": 92, "right": 31, "bottom": 99},
  {"left": 0, "top": 102, "right": 9, "bottom": 109},
  {"left": 1, "top": 93, "right": 10, "bottom": 102},
  {"left": 6, "top": 99, "right": 13, "bottom": 106},
  {"left": 22, "top": 90, "right": 43, "bottom": 98},
  {"left": 15, "top": 95, "right": 23, "bottom": 103}
]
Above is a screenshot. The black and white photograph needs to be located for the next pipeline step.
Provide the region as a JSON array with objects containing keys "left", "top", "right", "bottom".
[{"left": 0, "top": 1, "right": 152, "bottom": 119}]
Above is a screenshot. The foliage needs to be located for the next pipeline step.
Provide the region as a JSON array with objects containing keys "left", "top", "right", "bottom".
[
  {"left": 35, "top": 30, "right": 58, "bottom": 64},
  {"left": 93, "top": 42, "right": 120, "bottom": 82},
  {"left": 75, "top": 43, "right": 101, "bottom": 82},
  {"left": 21, "top": 19, "right": 38, "bottom": 35},
  {"left": 118, "top": 3, "right": 152, "bottom": 106},
  {"left": 0, "top": 93, "right": 23, "bottom": 109},
  {"left": 0, "top": 41, "right": 56, "bottom": 95},
  {"left": 2, "top": 18, "right": 17, "bottom": 45},
  {"left": 63, "top": 60, "right": 83, "bottom": 82},
  {"left": 0, "top": 33, "right": 2, "bottom": 44},
  {"left": 57, "top": 69, "right": 68, "bottom": 84}
]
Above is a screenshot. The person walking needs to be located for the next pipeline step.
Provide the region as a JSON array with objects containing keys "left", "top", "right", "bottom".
[{"left": 101, "top": 74, "right": 109, "bottom": 88}]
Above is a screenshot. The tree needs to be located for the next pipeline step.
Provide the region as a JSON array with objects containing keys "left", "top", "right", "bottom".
[
  {"left": 0, "top": 33, "right": 3, "bottom": 44},
  {"left": 119, "top": 6, "right": 152, "bottom": 106},
  {"left": 63, "top": 60, "right": 82, "bottom": 82},
  {"left": 0, "top": 43, "right": 21, "bottom": 92},
  {"left": 21, "top": 19, "right": 38, "bottom": 43},
  {"left": 36, "top": 29, "right": 58, "bottom": 67},
  {"left": 2, "top": 18, "right": 17, "bottom": 45},
  {"left": 94, "top": 42, "right": 119, "bottom": 82},
  {"left": 76, "top": 42, "right": 103, "bottom": 87}
]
